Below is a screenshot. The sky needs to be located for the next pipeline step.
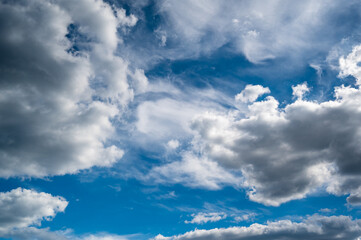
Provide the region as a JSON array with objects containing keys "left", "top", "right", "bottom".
[{"left": 2, "top": 0, "right": 361, "bottom": 239}]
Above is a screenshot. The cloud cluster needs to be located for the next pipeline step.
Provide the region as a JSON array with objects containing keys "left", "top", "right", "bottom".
[
  {"left": 147, "top": 44, "right": 361, "bottom": 206},
  {"left": 0, "top": 0, "right": 146, "bottom": 178},
  {"left": 155, "top": 214, "right": 361, "bottom": 240}
]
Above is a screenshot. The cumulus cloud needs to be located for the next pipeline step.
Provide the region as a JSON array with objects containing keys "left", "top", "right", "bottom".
[
  {"left": 235, "top": 85, "right": 270, "bottom": 103},
  {"left": 0, "top": 0, "right": 145, "bottom": 177},
  {"left": 292, "top": 82, "right": 310, "bottom": 100},
  {"left": 185, "top": 212, "right": 227, "bottom": 224},
  {"left": 146, "top": 44, "right": 361, "bottom": 206},
  {"left": 339, "top": 44, "right": 361, "bottom": 85},
  {"left": 155, "top": 215, "right": 361, "bottom": 240},
  {"left": 0, "top": 188, "right": 67, "bottom": 235}
]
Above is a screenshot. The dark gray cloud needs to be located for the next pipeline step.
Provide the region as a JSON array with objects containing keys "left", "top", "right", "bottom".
[
  {"left": 155, "top": 215, "right": 361, "bottom": 240},
  {"left": 0, "top": 0, "right": 145, "bottom": 177}
]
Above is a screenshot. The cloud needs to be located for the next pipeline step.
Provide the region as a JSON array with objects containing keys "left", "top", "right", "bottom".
[
  {"left": 339, "top": 44, "right": 361, "bottom": 85},
  {"left": 146, "top": 44, "right": 361, "bottom": 206},
  {"left": 0, "top": 188, "right": 67, "bottom": 235},
  {"left": 319, "top": 208, "right": 336, "bottom": 214},
  {"left": 233, "top": 213, "right": 257, "bottom": 223},
  {"left": 0, "top": 187, "right": 137, "bottom": 240},
  {"left": 154, "top": 215, "right": 361, "bottom": 240},
  {"left": 167, "top": 140, "right": 180, "bottom": 150},
  {"left": 136, "top": 98, "right": 199, "bottom": 139},
  {"left": 292, "top": 82, "right": 310, "bottom": 100},
  {"left": 80, "top": 233, "right": 139, "bottom": 240},
  {"left": 132, "top": 83, "right": 231, "bottom": 153},
  {"left": 156, "top": 0, "right": 361, "bottom": 63},
  {"left": 145, "top": 152, "right": 242, "bottom": 190},
  {"left": 235, "top": 85, "right": 270, "bottom": 103},
  {"left": 185, "top": 212, "right": 227, "bottom": 224},
  {"left": 3, "top": 227, "right": 69, "bottom": 240},
  {"left": 5, "top": 228, "right": 140, "bottom": 240},
  {"left": 0, "top": 0, "right": 145, "bottom": 177}
]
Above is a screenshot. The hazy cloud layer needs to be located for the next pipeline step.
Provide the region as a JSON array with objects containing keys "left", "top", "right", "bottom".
[
  {"left": 155, "top": 215, "right": 361, "bottom": 240},
  {"left": 156, "top": 0, "right": 361, "bottom": 63},
  {"left": 0, "top": 0, "right": 146, "bottom": 177}
]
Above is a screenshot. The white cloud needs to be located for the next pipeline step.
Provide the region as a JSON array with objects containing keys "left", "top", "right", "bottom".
[
  {"left": 155, "top": 191, "right": 177, "bottom": 200},
  {"left": 0, "top": 188, "right": 67, "bottom": 235},
  {"left": 339, "top": 44, "right": 361, "bottom": 85},
  {"left": 167, "top": 140, "right": 180, "bottom": 149},
  {"left": 146, "top": 152, "right": 242, "bottom": 190},
  {"left": 81, "top": 233, "right": 136, "bottom": 240},
  {"left": 319, "top": 208, "right": 336, "bottom": 213},
  {"left": 134, "top": 84, "right": 230, "bottom": 149},
  {"left": 292, "top": 82, "right": 310, "bottom": 100},
  {"left": 4, "top": 228, "right": 139, "bottom": 240},
  {"left": 233, "top": 213, "right": 257, "bottom": 222},
  {"left": 156, "top": 0, "right": 361, "bottom": 64},
  {"left": 136, "top": 99, "right": 199, "bottom": 139},
  {"left": 0, "top": 0, "right": 145, "bottom": 177},
  {"left": 154, "top": 215, "right": 361, "bottom": 240},
  {"left": 235, "top": 85, "right": 270, "bottom": 103},
  {"left": 185, "top": 212, "right": 227, "bottom": 224},
  {"left": 3, "top": 227, "right": 69, "bottom": 240}
]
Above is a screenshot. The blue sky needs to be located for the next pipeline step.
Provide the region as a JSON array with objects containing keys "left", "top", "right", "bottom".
[{"left": 2, "top": 0, "right": 361, "bottom": 239}]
